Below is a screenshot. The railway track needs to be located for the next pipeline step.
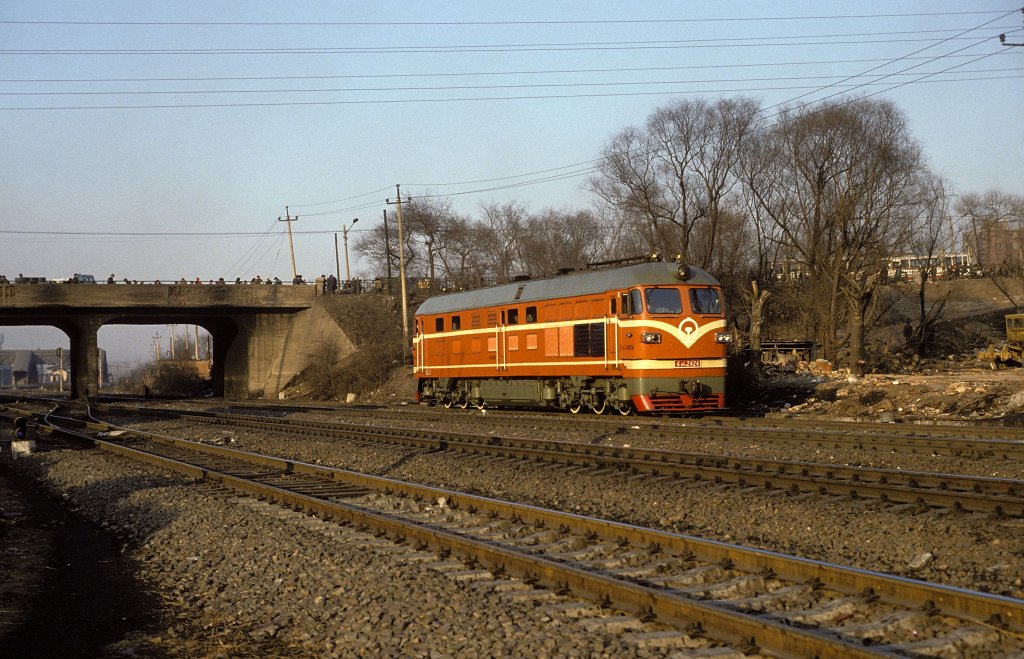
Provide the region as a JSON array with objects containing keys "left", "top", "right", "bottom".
[
  {"left": 218, "top": 399, "right": 1024, "bottom": 460},
  {"left": 31, "top": 408, "right": 1024, "bottom": 658},
  {"left": 93, "top": 403, "right": 1024, "bottom": 518},
  {"left": 8, "top": 394, "right": 1023, "bottom": 458}
]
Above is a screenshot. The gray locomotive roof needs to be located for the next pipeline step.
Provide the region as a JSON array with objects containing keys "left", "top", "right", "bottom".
[{"left": 416, "top": 261, "right": 720, "bottom": 315}]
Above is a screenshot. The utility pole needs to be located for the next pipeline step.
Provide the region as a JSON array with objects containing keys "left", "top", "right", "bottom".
[
  {"left": 334, "top": 233, "right": 341, "bottom": 283},
  {"left": 1000, "top": 8, "right": 1024, "bottom": 46},
  {"left": 278, "top": 206, "right": 299, "bottom": 280},
  {"left": 343, "top": 218, "right": 359, "bottom": 282},
  {"left": 153, "top": 333, "right": 162, "bottom": 362},
  {"left": 386, "top": 185, "right": 410, "bottom": 350},
  {"left": 383, "top": 209, "right": 393, "bottom": 293}
]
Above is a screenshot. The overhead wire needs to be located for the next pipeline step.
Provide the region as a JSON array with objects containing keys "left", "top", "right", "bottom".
[
  {"left": 0, "top": 10, "right": 1008, "bottom": 26},
  {"left": 402, "top": 11, "right": 1021, "bottom": 204},
  {"left": 0, "top": 53, "right": 1012, "bottom": 84},
  {"left": 1, "top": 71, "right": 1018, "bottom": 110},
  {"left": 2, "top": 9, "right": 1017, "bottom": 237},
  {"left": 3, "top": 32, "right": 1019, "bottom": 56},
  {"left": 762, "top": 8, "right": 1021, "bottom": 113},
  {"left": 1, "top": 67, "right": 1018, "bottom": 98}
]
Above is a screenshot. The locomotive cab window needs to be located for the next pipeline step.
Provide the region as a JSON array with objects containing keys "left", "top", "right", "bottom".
[
  {"left": 689, "top": 288, "right": 722, "bottom": 315},
  {"left": 435, "top": 318, "right": 444, "bottom": 332},
  {"left": 525, "top": 306, "right": 537, "bottom": 323},
  {"left": 507, "top": 308, "right": 519, "bottom": 325},
  {"left": 645, "top": 288, "right": 682, "bottom": 314},
  {"left": 451, "top": 315, "right": 461, "bottom": 330}
]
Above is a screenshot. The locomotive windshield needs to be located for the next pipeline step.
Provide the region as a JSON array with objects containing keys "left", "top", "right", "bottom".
[
  {"left": 689, "top": 288, "right": 722, "bottom": 314},
  {"left": 644, "top": 288, "right": 683, "bottom": 314}
]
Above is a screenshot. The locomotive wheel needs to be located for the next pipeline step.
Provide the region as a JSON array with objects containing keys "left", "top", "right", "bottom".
[
  {"left": 474, "top": 399, "right": 486, "bottom": 410},
  {"left": 616, "top": 401, "right": 633, "bottom": 416},
  {"left": 457, "top": 398, "right": 469, "bottom": 409},
  {"left": 590, "top": 398, "right": 606, "bottom": 415},
  {"left": 568, "top": 401, "right": 582, "bottom": 414},
  {"left": 443, "top": 399, "right": 453, "bottom": 409}
]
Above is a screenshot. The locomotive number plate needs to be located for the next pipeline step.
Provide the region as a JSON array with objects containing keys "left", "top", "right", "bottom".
[{"left": 675, "top": 359, "right": 700, "bottom": 367}]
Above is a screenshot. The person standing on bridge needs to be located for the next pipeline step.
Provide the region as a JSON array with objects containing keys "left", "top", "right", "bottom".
[{"left": 107, "top": 274, "right": 115, "bottom": 284}]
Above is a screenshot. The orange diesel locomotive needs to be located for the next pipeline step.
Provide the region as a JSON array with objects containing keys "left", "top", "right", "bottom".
[{"left": 413, "top": 258, "right": 730, "bottom": 415}]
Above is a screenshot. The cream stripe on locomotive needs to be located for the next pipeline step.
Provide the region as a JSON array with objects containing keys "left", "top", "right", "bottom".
[
  {"left": 413, "top": 316, "right": 726, "bottom": 346},
  {"left": 413, "top": 358, "right": 727, "bottom": 374}
]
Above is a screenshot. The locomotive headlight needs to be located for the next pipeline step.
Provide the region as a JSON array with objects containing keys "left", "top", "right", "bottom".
[
  {"left": 641, "top": 331, "right": 662, "bottom": 344},
  {"left": 715, "top": 331, "right": 732, "bottom": 343}
]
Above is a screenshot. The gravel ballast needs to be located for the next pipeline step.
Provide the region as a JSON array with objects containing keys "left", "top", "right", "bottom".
[
  {"left": 3, "top": 404, "right": 1022, "bottom": 656},
  {"left": 3, "top": 448, "right": 687, "bottom": 658},
  {"left": 131, "top": 414, "right": 1024, "bottom": 598}
]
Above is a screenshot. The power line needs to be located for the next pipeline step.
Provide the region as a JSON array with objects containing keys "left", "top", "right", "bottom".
[
  {"left": 4, "top": 11, "right": 1015, "bottom": 219},
  {"left": 0, "top": 11, "right": 1007, "bottom": 27},
  {"left": 764, "top": 9, "right": 1020, "bottom": 112},
  {"left": 402, "top": 17, "right": 1021, "bottom": 205},
  {"left": 2, "top": 72, "right": 1018, "bottom": 111},
  {"left": 3, "top": 33, "right": 1017, "bottom": 56},
  {"left": 2, "top": 67, "right": 1017, "bottom": 98},
  {"left": 1, "top": 53, "right": 1011, "bottom": 84},
  {"left": 287, "top": 186, "right": 393, "bottom": 209}
]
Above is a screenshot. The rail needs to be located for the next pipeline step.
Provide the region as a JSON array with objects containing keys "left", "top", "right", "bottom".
[
  {"left": 93, "top": 404, "right": 1024, "bottom": 517},
  {"left": 33, "top": 410, "right": 1024, "bottom": 657}
]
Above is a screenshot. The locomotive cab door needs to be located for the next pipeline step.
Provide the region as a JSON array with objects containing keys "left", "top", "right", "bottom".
[
  {"left": 615, "top": 288, "right": 644, "bottom": 362},
  {"left": 608, "top": 294, "right": 620, "bottom": 368},
  {"left": 414, "top": 318, "right": 426, "bottom": 373}
]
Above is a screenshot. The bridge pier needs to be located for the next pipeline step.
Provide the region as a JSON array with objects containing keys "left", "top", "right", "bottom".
[{"left": 57, "top": 317, "right": 102, "bottom": 399}]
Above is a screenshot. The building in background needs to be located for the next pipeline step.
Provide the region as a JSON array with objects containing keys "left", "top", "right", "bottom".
[
  {"left": 0, "top": 348, "right": 108, "bottom": 389},
  {"left": 968, "top": 219, "right": 1024, "bottom": 269}
]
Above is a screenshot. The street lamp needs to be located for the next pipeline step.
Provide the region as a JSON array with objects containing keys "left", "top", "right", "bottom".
[{"left": 342, "top": 218, "right": 359, "bottom": 283}]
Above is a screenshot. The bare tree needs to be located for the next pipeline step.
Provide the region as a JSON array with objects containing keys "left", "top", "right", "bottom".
[
  {"left": 400, "top": 196, "right": 457, "bottom": 281},
  {"left": 742, "top": 98, "right": 925, "bottom": 371},
  {"left": 589, "top": 97, "right": 760, "bottom": 267},
  {"left": 478, "top": 201, "right": 528, "bottom": 281},
  {"left": 352, "top": 223, "right": 395, "bottom": 277},
  {"left": 518, "top": 208, "right": 612, "bottom": 277},
  {"left": 904, "top": 174, "right": 955, "bottom": 354},
  {"left": 435, "top": 215, "right": 489, "bottom": 289}
]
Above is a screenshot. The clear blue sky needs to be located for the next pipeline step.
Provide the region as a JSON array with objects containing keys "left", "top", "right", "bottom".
[{"left": 2, "top": 1, "right": 1022, "bottom": 363}]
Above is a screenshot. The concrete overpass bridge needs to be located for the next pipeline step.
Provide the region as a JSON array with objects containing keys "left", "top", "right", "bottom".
[{"left": 0, "top": 282, "right": 349, "bottom": 398}]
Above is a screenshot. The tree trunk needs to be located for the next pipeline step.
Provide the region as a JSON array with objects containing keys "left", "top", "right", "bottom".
[
  {"left": 848, "top": 301, "right": 864, "bottom": 375},
  {"left": 748, "top": 280, "right": 770, "bottom": 356}
]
